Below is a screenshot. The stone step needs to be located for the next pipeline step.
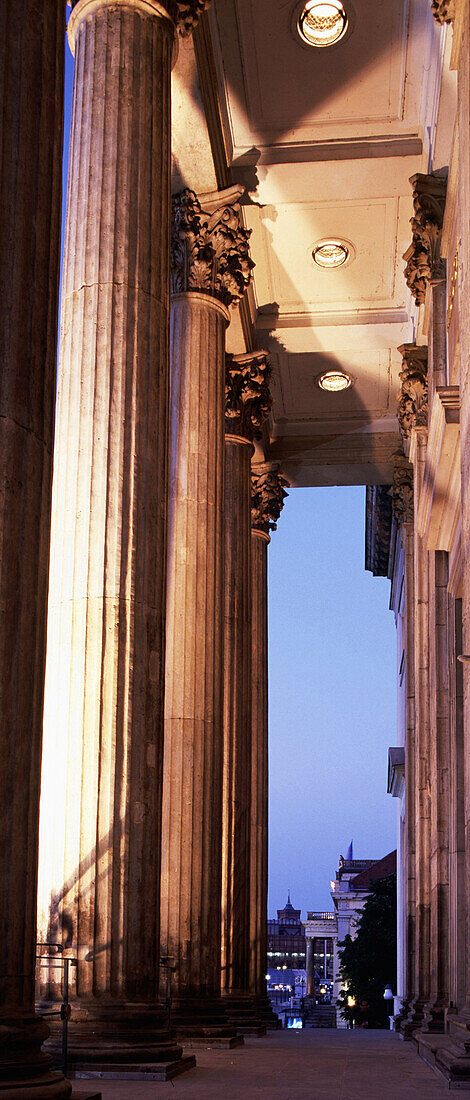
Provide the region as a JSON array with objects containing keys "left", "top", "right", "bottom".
[
  {"left": 71, "top": 1093, "right": 102, "bottom": 1099},
  {"left": 181, "top": 1035, "right": 244, "bottom": 1049},
  {"left": 72, "top": 1056, "right": 196, "bottom": 1082}
]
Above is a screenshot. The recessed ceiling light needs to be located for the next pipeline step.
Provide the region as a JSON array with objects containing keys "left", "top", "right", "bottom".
[
  {"left": 317, "top": 370, "right": 352, "bottom": 392},
  {"left": 312, "top": 240, "right": 349, "bottom": 268},
  {"left": 298, "top": 1, "right": 348, "bottom": 48}
]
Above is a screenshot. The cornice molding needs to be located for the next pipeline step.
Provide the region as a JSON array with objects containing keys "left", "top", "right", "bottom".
[
  {"left": 171, "top": 187, "right": 254, "bottom": 307},
  {"left": 251, "top": 462, "right": 288, "bottom": 535},
  {"left": 225, "top": 352, "right": 271, "bottom": 442},
  {"left": 397, "top": 344, "right": 429, "bottom": 441},
  {"left": 403, "top": 173, "right": 447, "bottom": 305}
]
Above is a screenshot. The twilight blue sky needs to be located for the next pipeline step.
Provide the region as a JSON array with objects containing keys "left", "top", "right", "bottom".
[
  {"left": 60, "top": 41, "right": 397, "bottom": 926},
  {"left": 267, "top": 485, "right": 397, "bottom": 917}
]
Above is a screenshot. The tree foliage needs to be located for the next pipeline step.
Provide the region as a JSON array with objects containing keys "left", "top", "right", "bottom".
[{"left": 336, "top": 873, "right": 397, "bottom": 1028}]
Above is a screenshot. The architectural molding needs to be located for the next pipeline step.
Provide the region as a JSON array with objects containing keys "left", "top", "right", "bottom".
[
  {"left": 403, "top": 173, "right": 447, "bottom": 305},
  {"left": 225, "top": 351, "right": 271, "bottom": 441},
  {"left": 392, "top": 455, "right": 414, "bottom": 527},
  {"left": 251, "top": 463, "right": 288, "bottom": 535},
  {"left": 176, "top": 1, "right": 211, "bottom": 36},
  {"left": 365, "top": 485, "right": 393, "bottom": 577},
  {"left": 397, "top": 344, "right": 428, "bottom": 441},
  {"left": 69, "top": 0, "right": 211, "bottom": 35},
  {"left": 416, "top": 386, "right": 460, "bottom": 550},
  {"left": 431, "top": 0, "right": 456, "bottom": 24},
  {"left": 387, "top": 747, "right": 405, "bottom": 799},
  {"left": 171, "top": 187, "right": 254, "bottom": 307}
]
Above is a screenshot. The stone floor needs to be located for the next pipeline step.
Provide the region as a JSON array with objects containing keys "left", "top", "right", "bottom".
[{"left": 71, "top": 1029, "right": 450, "bottom": 1098}]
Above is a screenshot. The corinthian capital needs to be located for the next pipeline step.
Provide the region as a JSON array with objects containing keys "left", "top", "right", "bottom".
[
  {"left": 251, "top": 463, "right": 288, "bottom": 535},
  {"left": 176, "top": 1, "right": 211, "bottom": 35},
  {"left": 391, "top": 453, "right": 414, "bottom": 527},
  {"left": 397, "top": 344, "right": 428, "bottom": 441},
  {"left": 403, "top": 173, "right": 447, "bottom": 304},
  {"left": 225, "top": 352, "right": 271, "bottom": 441},
  {"left": 171, "top": 186, "right": 254, "bottom": 307},
  {"left": 431, "top": 0, "right": 455, "bottom": 23}
]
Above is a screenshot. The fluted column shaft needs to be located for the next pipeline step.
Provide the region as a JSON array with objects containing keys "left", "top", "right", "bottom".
[
  {"left": 428, "top": 551, "right": 450, "bottom": 1012},
  {"left": 161, "top": 292, "right": 228, "bottom": 1000},
  {"left": 403, "top": 525, "right": 417, "bottom": 1006},
  {"left": 306, "top": 939, "right": 315, "bottom": 998},
  {"left": 221, "top": 435, "right": 253, "bottom": 996},
  {"left": 249, "top": 529, "right": 269, "bottom": 998},
  {"left": 414, "top": 435, "right": 432, "bottom": 1007},
  {"left": 0, "top": 0, "right": 68, "bottom": 1093},
  {"left": 38, "top": 0, "right": 179, "bottom": 1060}
]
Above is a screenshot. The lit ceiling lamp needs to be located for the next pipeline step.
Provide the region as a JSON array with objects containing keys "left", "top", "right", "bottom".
[
  {"left": 317, "top": 370, "right": 352, "bottom": 392},
  {"left": 312, "top": 239, "right": 349, "bottom": 268},
  {"left": 298, "top": 1, "right": 348, "bottom": 48}
]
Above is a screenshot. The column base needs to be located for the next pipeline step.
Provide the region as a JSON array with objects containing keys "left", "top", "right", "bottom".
[
  {"left": 414, "top": 1011, "right": 470, "bottom": 1087},
  {"left": 220, "top": 994, "right": 267, "bottom": 1035},
  {"left": 392, "top": 996, "right": 411, "bottom": 1032},
  {"left": 422, "top": 1000, "right": 446, "bottom": 1033},
  {"left": 169, "top": 997, "right": 244, "bottom": 1047},
  {"left": 0, "top": 1012, "right": 71, "bottom": 1098},
  {"left": 44, "top": 1001, "right": 183, "bottom": 1065},
  {"left": 253, "top": 994, "right": 282, "bottom": 1030},
  {"left": 398, "top": 998, "right": 427, "bottom": 1040}
]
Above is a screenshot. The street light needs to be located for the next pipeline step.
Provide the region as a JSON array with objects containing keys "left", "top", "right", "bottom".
[{"left": 384, "top": 985, "right": 394, "bottom": 1029}]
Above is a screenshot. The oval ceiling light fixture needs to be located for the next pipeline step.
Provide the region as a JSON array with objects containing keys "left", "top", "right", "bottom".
[
  {"left": 317, "top": 370, "right": 352, "bottom": 392},
  {"left": 312, "top": 239, "right": 349, "bottom": 268},
  {"left": 298, "top": 1, "right": 348, "bottom": 48}
]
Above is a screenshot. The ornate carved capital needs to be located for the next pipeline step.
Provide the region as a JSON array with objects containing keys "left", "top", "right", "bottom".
[
  {"left": 225, "top": 352, "right": 271, "bottom": 441},
  {"left": 171, "top": 187, "right": 254, "bottom": 307},
  {"left": 391, "top": 454, "right": 414, "bottom": 527},
  {"left": 176, "top": 1, "right": 211, "bottom": 35},
  {"left": 397, "top": 344, "right": 428, "bottom": 440},
  {"left": 403, "top": 173, "right": 447, "bottom": 304},
  {"left": 251, "top": 463, "right": 288, "bottom": 535},
  {"left": 431, "top": 0, "right": 455, "bottom": 24}
]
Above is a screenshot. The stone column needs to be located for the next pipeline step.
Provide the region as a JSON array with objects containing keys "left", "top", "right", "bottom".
[
  {"left": 426, "top": 550, "right": 450, "bottom": 1028},
  {"left": 38, "top": 0, "right": 209, "bottom": 1068},
  {"left": 160, "top": 186, "right": 253, "bottom": 1042},
  {"left": 221, "top": 354, "right": 271, "bottom": 1035},
  {"left": 248, "top": 462, "right": 287, "bottom": 1029},
  {"left": 390, "top": 460, "right": 416, "bottom": 1033},
  {"left": 306, "top": 940, "right": 315, "bottom": 998},
  {"left": 0, "top": 0, "right": 69, "bottom": 1093},
  {"left": 395, "top": 347, "right": 431, "bottom": 1037}
]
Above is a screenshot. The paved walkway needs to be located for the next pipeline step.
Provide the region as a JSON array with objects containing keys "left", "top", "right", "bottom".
[{"left": 72, "top": 1029, "right": 450, "bottom": 1099}]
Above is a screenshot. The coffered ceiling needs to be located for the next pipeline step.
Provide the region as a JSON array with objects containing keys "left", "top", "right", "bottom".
[{"left": 171, "top": 0, "right": 455, "bottom": 486}]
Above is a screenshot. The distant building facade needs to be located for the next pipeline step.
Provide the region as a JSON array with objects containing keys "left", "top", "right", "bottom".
[
  {"left": 267, "top": 894, "right": 306, "bottom": 1003},
  {"left": 304, "top": 851, "right": 397, "bottom": 1024}
]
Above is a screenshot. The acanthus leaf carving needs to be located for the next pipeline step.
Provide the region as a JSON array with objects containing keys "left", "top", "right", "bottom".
[
  {"left": 225, "top": 352, "right": 272, "bottom": 441},
  {"left": 391, "top": 453, "right": 414, "bottom": 527},
  {"left": 403, "top": 173, "right": 447, "bottom": 305},
  {"left": 171, "top": 188, "right": 254, "bottom": 307},
  {"left": 176, "top": 1, "right": 211, "bottom": 36},
  {"left": 397, "top": 344, "right": 428, "bottom": 441},
  {"left": 431, "top": 0, "right": 456, "bottom": 24},
  {"left": 251, "top": 463, "right": 288, "bottom": 535}
]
